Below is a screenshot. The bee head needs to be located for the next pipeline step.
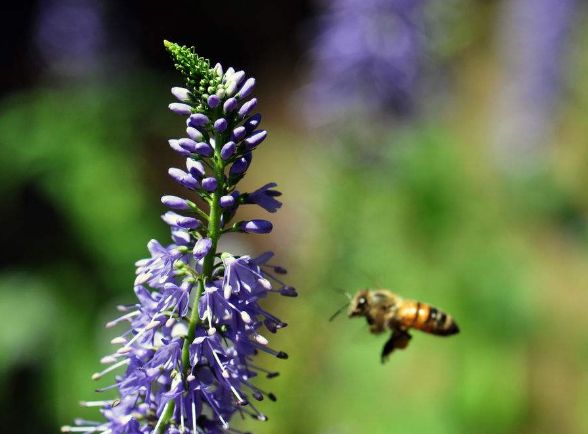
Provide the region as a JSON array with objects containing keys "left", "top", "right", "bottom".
[{"left": 348, "top": 289, "right": 370, "bottom": 317}]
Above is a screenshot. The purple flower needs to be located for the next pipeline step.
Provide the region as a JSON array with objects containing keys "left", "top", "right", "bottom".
[
  {"left": 243, "top": 182, "right": 282, "bottom": 213},
  {"left": 66, "top": 41, "right": 291, "bottom": 434},
  {"left": 303, "top": 0, "right": 427, "bottom": 123},
  {"left": 492, "top": 0, "right": 578, "bottom": 168},
  {"left": 134, "top": 240, "right": 181, "bottom": 288}
]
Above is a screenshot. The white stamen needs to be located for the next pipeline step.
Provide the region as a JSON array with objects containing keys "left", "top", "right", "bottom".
[
  {"left": 192, "top": 400, "right": 197, "bottom": 434},
  {"left": 105, "top": 310, "right": 139, "bottom": 328},
  {"left": 61, "top": 426, "right": 104, "bottom": 433},
  {"left": 240, "top": 311, "right": 252, "bottom": 323},
  {"left": 254, "top": 334, "right": 269, "bottom": 346},
  {"left": 100, "top": 355, "right": 119, "bottom": 364},
  {"left": 172, "top": 322, "right": 189, "bottom": 338},
  {"left": 91, "top": 359, "right": 130, "bottom": 380},
  {"left": 110, "top": 337, "right": 127, "bottom": 345}
]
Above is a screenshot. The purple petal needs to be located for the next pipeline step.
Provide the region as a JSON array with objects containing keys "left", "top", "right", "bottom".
[{"left": 202, "top": 177, "right": 217, "bottom": 192}]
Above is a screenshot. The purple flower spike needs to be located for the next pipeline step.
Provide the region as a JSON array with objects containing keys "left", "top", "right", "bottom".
[
  {"left": 214, "top": 118, "right": 228, "bottom": 133},
  {"left": 239, "top": 219, "right": 273, "bottom": 234},
  {"left": 223, "top": 97, "right": 238, "bottom": 113},
  {"left": 67, "top": 44, "right": 292, "bottom": 434},
  {"left": 207, "top": 94, "right": 220, "bottom": 108},
  {"left": 178, "top": 138, "right": 198, "bottom": 153},
  {"left": 168, "top": 139, "right": 191, "bottom": 157},
  {"left": 161, "top": 195, "right": 191, "bottom": 210},
  {"left": 244, "top": 130, "right": 267, "bottom": 150},
  {"left": 171, "top": 87, "right": 191, "bottom": 102},
  {"left": 238, "top": 77, "right": 256, "bottom": 99},
  {"left": 220, "top": 195, "right": 235, "bottom": 208},
  {"left": 193, "top": 237, "right": 212, "bottom": 260},
  {"left": 195, "top": 142, "right": 214, "bottom": 157},
  {"left": 168, "top": 167, "right": 199, "bottom": 190},
  {"left": 186, "top": 158, "right": 205, "bottom": 179},
  {"left": 238, "top": 98, "right": 258, "bottom": 118},
  {"left": 186, "top": 126, "right": 203, "bottom": 141},
  {"left": 169, "top": 102, "right": 192, "bottom": 116},
  {"left": 244, "top": 182, "right": 282, "bottom": 213},
  {"left": 244, "top": 113, "right": 262, "bottom": 132},
  {"left": 220, "top": 141, "right": 236, "bottom": 160},
  {"left": 187, "top": 113, "right": 209, "bottom": 128},
  {"left": 202, "top": 177, "right": 217, "bottom": 192}
]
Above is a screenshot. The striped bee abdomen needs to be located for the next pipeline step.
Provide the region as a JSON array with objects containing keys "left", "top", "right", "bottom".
[{"left": 397, "top": 301, "right": 459, "bottom": 336}]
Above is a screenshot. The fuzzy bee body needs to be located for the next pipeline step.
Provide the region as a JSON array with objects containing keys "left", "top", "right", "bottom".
[{"left": 347, "top": 289, "right": 459, "bottom": 362}]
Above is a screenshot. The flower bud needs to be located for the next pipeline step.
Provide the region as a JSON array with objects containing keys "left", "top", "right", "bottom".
[
  {"left": 186, "top": 159, "right": 205, "bottom": 179},
  {"left": 202, "top": 177, "right": 217, "bottom": 192},
  {"left": 187, "top": 113, "right": 209, "bottom": 128},
  {"left": 178, "top": 138, "right": 198, "bottom": 153},
  {"left": 239, "top": 219, "right": 273, "bottom": 234},
  {"left": 168, "top": 103, "right": 192, "bottom": 116},
  {"left": 161, "top": 195, "right": 191, "bottom": 210},
  {"left": 168, "top": 139, "right": 191, "bottom": 157},
  {"left": 220, "top": 141, "right": 236, "bottom": 160},
  {"left": 186, "top": 127, "right": 203, "bottom": 141},
  {"left": 237, "top": 78, "right": 256, "bottom": 99},
  {"left": 232, "top": 126, "right": 246, "bottom": 141},
  {"left": 195, "top": 142, "right": 213, "bottom": 157},
  {"left": 244, "top": 130, "right": 267, "bottom": 150},
  {"left": 220, "top": 195, "right": 235, "bottom": 208},
  {"left": 214, "top": 118, "right": 228, "bottom": 133},
  {"left": 171, "top": 87, "right": 191, "bottom": 102},
  {"left": 223, "top": 97, "right": 238, "bottom": 113},
  {"left": 193, "top": 238, "right": 212, "bottom": 260},
  {"left": 207, "top": 94, "right": 220, "bottom": 108},
  {"left": 238, "top": 98, "right": 257, "bottom": 118}
]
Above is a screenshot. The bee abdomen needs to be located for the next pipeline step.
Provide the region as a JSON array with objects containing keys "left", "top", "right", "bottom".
[
  {"left": 399, "top": 301, "right": 459, "bottom": 336},
  {"left": 423, "top": 306, "right": 459, "bottom": 336}
]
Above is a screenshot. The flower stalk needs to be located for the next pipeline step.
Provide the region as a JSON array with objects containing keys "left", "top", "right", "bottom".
[{"left": 64, "top": 40, "right": 294, "bottom": 434}]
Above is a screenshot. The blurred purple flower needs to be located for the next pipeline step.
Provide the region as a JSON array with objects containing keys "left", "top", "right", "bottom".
[
  {"left": 492, "top": 0, "right": 578, "bottom": 169},
  {"left": 303, "top": 0, "right": 428, "bottom": 123},
  {"left": 34, "top": 0, "right": 106, "bottom": 75}
]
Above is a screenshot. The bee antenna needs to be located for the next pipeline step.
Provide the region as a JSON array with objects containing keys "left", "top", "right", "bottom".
[
  {"left": 328, "top": 302, "right": 349, "bottom": 322},
  {"left": 334, "top": 287, "right": 353, "bottom": 301}
]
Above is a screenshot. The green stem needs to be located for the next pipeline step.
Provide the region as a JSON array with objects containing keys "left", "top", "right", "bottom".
[{"left": 155, "top": 131, "right": 226, "bottom": 433}]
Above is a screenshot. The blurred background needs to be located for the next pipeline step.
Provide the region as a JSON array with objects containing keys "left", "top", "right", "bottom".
[{"left": 1, "top": 0, "right": 588, "bottom": 433}]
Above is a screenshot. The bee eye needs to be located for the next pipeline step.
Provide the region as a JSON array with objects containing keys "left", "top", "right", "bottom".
[{"left": 358, "top": 297, "right": 366, "bottom": 306}]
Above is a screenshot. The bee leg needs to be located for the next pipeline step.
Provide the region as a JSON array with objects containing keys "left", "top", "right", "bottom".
[{"left": 380, "top": 329, "right": 412, "bottom": 364}]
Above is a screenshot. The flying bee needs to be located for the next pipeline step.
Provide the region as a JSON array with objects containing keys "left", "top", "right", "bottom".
[{"left": 332, "top": 289, "right": 459, "bottom": 363}]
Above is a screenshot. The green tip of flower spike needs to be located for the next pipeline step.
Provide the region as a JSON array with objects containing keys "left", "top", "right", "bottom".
[{"left": 164, "top": 39, "right": 222, "bottom": 111}]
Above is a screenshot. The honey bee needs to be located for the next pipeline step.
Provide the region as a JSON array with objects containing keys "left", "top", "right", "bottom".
[{"left": 335, "top": 289, "right": 459, "bottom": 363}]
